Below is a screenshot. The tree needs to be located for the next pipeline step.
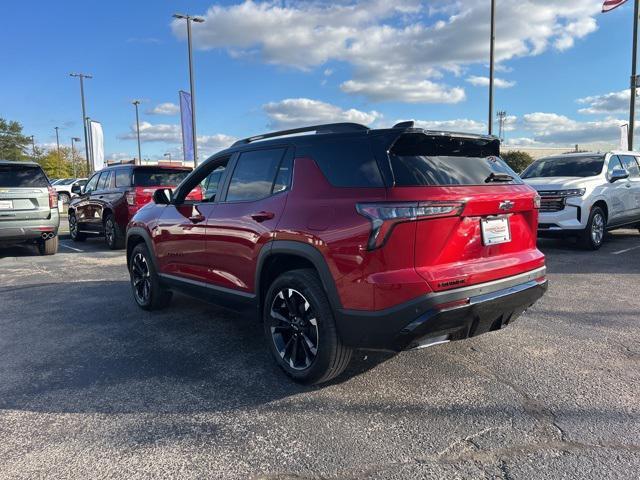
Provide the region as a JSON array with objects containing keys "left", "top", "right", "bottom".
[
  {"left": 35, "top": 146, "right": 89, "bottom": 178},
  {"left": 502, "top": 150, "right": 535, "bottom": 173},
  {"left": 0, "top": 118, "right": 31, "bottom": 161}
]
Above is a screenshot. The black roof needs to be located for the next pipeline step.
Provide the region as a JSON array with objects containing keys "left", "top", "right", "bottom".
[{"left": 213, "top": 121, "right": 498, "bottom": 160}]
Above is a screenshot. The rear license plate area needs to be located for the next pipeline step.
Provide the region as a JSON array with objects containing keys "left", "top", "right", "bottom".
[{"left": 481, "top": 216, "right": 511, "bottom": 246}]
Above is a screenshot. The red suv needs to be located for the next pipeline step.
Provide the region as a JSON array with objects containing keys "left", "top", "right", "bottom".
[
  {"left": 126, "top": 122, "right": 547, "bottom": 384},
  {"left": 68, "top": 164, "right": 194, "bottom": 249}
]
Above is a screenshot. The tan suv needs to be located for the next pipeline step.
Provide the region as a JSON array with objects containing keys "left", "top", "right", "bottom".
[{"left": 0, "top": 160, "right": 59, "bottom": 255}]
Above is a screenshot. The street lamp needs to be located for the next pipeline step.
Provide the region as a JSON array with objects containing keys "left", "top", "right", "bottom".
[
  {"left": 164, "top": 152, "right": 172, "bottom": 161},
  {"left": 488, "top": 0, "right": 496, "bottom": 136},
  {"left": 29, "top": 135, "right": 35, "bottom": 159},
  {"left": 173, "top": 12, "right": 204, "bottom": 167},
  {"left": 132, "top": 100, "right": 142, "bottom": 165},
  {"left": 54, "top": 126, "right": 61, "bottom": 177},
  {"left": 70, "top": 73, "right": 93, "bottom": 174},
  {"left": 71, "top": 137, "right": 81, "bottom": 177}
]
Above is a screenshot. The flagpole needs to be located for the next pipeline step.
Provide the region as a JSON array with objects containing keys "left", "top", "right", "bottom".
[{"left": 629, "top": 0, "right": 639, "bottom": 150}]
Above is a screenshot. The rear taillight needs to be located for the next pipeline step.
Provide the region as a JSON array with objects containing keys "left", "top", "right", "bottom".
[
  {"left": 126, "top": 190, "right": 136, "bottom": 206},
  {"left": 48, "top": 186, "right": 58, "bottom": 209},
  {"left": 356, "top": 201, "right": 465, "bottom": 250}
]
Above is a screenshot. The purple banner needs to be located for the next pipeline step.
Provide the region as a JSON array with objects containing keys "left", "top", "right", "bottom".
[{"left": 179, "top": 90, "right": 194, "bottom": 163}]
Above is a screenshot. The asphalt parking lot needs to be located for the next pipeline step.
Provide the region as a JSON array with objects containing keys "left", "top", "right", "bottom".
[{"left": 1, "top": 224, "right": 639, "bottom": 479}]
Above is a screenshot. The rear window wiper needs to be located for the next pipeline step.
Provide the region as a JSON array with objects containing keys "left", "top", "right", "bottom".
[{"left": 484, "top": 172, "right": 514, "bottom": 183}]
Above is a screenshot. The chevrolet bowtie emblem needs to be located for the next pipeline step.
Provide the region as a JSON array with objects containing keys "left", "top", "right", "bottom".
[{"left": 499, "top": 200, "right": 515, "bottom": 211}]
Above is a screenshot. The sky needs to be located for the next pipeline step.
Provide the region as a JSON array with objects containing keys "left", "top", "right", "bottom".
[{"left": 0, "top": 0, "right": 638, "bottom": 163}]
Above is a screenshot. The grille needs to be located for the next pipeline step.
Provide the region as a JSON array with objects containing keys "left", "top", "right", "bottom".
[{"left": 538, "top": 191, "right": 566, "bottom": 212}]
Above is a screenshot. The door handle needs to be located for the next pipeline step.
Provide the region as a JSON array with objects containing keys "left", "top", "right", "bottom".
[
  {"left": 625, "top": 183, "right": 632, "bottom": 188},
  {"left": 251, "top": 211, "right": 275, "bottom": 222},
  {"left": 188, "top": 214, "right": 206, "bottom": 223}
]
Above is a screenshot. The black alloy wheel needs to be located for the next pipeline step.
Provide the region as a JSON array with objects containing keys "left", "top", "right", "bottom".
[
  {"left": 131, "top": 251, "right": 151, "bottom": 305},
  {"left": 269, "top": 288, "right": 319, "bottom": 371}
]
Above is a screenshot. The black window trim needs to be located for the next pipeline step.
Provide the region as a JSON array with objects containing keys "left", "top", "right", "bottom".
[
  {"left": 218, "top": 145, "right": 292, "bottom": 204},
  {"left": 172, "top": 154, "right": 235, "bottom": 205}
]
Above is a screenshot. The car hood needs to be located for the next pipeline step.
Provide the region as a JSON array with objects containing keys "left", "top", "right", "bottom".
[{"left": 523, "top": 176, "right": 594, "bottom": 191}]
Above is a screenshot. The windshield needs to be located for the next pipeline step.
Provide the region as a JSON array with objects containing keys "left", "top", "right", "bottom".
[
  {"left": 389, "top": 133, "right": 520, "bottom": 186},
  {"left": 0, "top": 164, "right": 49, "bottom": 188},
  {"left": 133, "top": 168, "right": 190, "bottom": 187},
  {"left": 521, "top": 155, "right": 604, "bottom": 179},
  {"left": 57, "top": 178, "right": 76, "bottom": 185}
]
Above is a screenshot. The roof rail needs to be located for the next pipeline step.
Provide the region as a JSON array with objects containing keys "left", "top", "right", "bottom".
[{"left": 232, "top": 122, "right": 369, "bottom": 147}]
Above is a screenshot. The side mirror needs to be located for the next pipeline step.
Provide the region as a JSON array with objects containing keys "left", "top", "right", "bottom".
[
  {"left": 610, "top": 169, "right": 630, "bottom": 183},
  {"left": 71, "top": 184, "right": 82, "bottom": 194},
  {"left": 153, "top": 188, "right": 173, "bottom": 205}
]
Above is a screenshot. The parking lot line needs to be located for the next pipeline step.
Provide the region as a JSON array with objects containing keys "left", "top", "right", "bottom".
[
  {"left": 611, "top": 245, "right": 640, "bottom": 255},
  {"left": 60, "top": 243, "right": 84, "bottom": 252}
]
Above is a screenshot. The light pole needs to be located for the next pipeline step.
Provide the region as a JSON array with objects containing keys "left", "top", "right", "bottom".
[
  {"left": 164, "top": 152, "right": 172, "bottom": 162},
  {"left": 488, "top": 0, "right": 496, "bottom": 136},
  {"left": 132, "top": 100, "right": 142, "bottom": 165},
  {"left": 70, "top": 73, "right": 93, "bottom": 174},
  {"left": 497, "top": 110, "right": 507, "bottom": 142},
  {"left": 71, "top": 137, "right": 81, "bottom": 177},
  {"left": 29, "top": 135, "right": 35, "bottom": 159},
  {"left": 173, "top": 13, "right": 204, "bottom": 167},
  {"left": 54, "top": 126, "right": 61, "bottom": 177},
  {"left": 629, "top": 0, "right": 640, "bottom": 150}
]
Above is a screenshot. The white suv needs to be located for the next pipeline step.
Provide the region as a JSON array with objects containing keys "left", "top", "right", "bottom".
[{"left": 521, "top": 151, "right": 640, "bottom": 249}]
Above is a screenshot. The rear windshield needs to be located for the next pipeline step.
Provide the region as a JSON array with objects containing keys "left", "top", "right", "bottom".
[
  {"left": 521, "top": 156, "right": 604, "bottom": 178},
  {"left": 0, "top": 164, "right": 49, "bottom": 188},
  {"left": 133, "top": 168, "right": 190, "bottom": 187},
  {"left": 389, "top": 133, "right": 520, "bottom": 186}
]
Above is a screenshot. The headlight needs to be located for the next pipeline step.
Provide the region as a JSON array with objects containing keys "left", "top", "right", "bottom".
[{"left": 559, "top": 188, "right": 586, "bottom": 197}]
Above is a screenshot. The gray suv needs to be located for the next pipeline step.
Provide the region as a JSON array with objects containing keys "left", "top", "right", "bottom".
[{"left": 0, "top": 160, "right": 60, "bottom": 255}]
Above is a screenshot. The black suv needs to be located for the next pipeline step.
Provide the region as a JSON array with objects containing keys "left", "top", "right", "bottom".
[{"left": 68, "top": 164, "right": 192, "bottom": 249}]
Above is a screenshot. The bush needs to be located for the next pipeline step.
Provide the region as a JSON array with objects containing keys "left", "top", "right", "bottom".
[{"left": 502, "top": 151, "right": 535, "bottom": 174}]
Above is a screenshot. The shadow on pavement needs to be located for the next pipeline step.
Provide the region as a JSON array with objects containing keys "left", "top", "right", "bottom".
[{"left": 0, "top": 280, "right": 393, "bottom": 414}]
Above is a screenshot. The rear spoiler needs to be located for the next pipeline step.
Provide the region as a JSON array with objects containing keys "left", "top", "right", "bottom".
[{"left": 369, "top": 128, "right": 501, "bottom": 188}]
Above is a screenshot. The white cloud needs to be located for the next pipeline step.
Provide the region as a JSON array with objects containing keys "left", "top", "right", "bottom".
[
  {"left": 577, "top": 89, "right": 630, "bottom": 114},
  {"left": 522, "top": 112, "right": 625, "bottom": 144},
  {"left": 107, "top": 152, "right": 135, "bottom": 163},
  {"left": 176, "top": 0, "right": 601, "bottom": 104},
  {"left": 119, "top": 122, "right": 182, "bottom": 143},
  {"left": 263, "top": 98, "right": 382, "bottom": 129},
  {"left": 147, "top": 102, "right": 180, "bottom": 116},
  {"left": 341, "top": 78, "right": 465, "bottom": 104},
  {"left": 198, "top": 134, "right": 237, "bottom": 157},
  {"left": 466, "top": 76, "right": 516, "bottom": 88}
]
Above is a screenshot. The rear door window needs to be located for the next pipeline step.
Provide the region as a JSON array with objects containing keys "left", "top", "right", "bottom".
[
  {"left": 115, "top": 168, "right": 132, "bottom": 187},
  {"left": 308, "top": 137, "right": 383, "bottom": 187},
  {"left": 620, "top": 155, "right": 640, "bottom": 178},
  {"left": 225, "top": 148, "right": 286, "bottom": 202},
  {"left": 0, "top": 164, "right": 49, "bottom": 187},
  {"left": 389, "top": 133, "right": 519, "bottom": 186},
  {"left": 133, "top": 168, "right": 190, "bottom": 187}
]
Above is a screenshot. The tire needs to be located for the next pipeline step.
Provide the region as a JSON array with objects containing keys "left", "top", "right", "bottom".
[
  {"left": 128, "top": 243, "right": 172, "bottom": 310},
  {"left": 59, "top": 192, "right": 71, "bottom": 205},
  {"left": 104, "top": 214, "right": 125, "bottom": 250},
  {"left": 580, "top": 206, "right": 606, "bottom": 250},
  {"left": 263, "top": 268, "right": 352, "bottom": 385},
  {"left": 37, "top": 235, "right": 58, "bottom": 255},
  {"left": 68, "top": 211, "right": 86, "bottom": 242}
]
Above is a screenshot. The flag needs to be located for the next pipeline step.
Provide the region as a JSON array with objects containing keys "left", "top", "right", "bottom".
[
  {"left": 620, "top": 124, "right": 629, "bottom": 150},
  {"left": 602, "top": 0, "right": 628, "bottom": 13},
  {"left": 179, "top": 90, "right": 194, "bottom": 163},
  {"left": 89, "top": 121, "right": 104, "bottom": 171}
]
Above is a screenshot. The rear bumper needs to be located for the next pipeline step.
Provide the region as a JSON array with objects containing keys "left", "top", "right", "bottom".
[
  {"left": 335, "top": 267, "right": 547, "bottom": 351},
  {"left": 0, "top": 210, "right": 60, "bottom": 244}
]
